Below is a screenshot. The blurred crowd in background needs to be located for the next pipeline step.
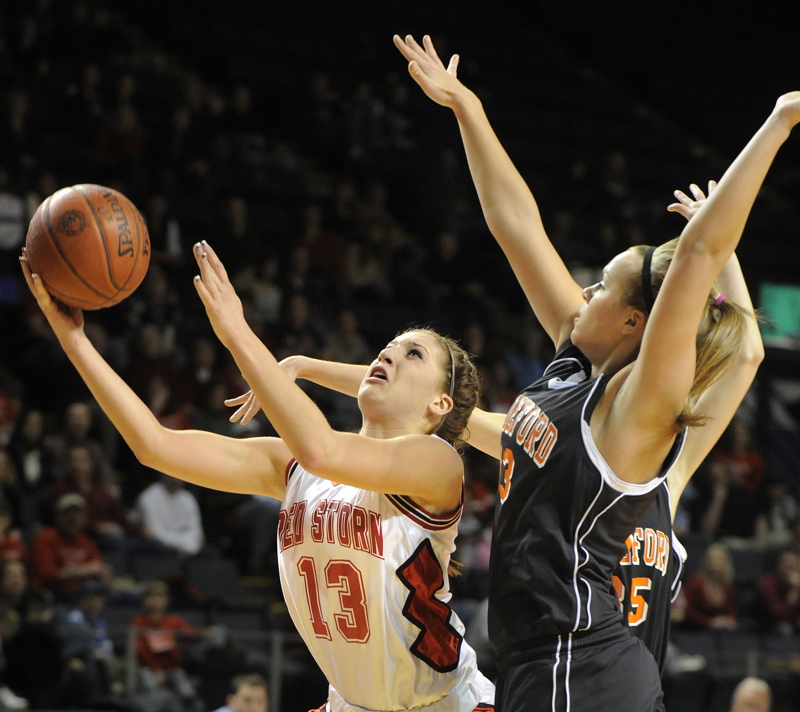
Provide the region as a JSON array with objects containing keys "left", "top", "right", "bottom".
[{"left": 0, "top": 1, "right": 799, "bottom": 710}]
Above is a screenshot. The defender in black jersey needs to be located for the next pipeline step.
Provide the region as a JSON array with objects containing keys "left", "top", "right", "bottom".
[
  {"left": 614, "top": 482, "right": 686, "bottom": 673},
  {"left": 610, "top": 185, "right": 764, "bottom": 675},
  {"left": 490, "top": 340, "right": 676, "bottom": 711},
  {"left": 394, "top": 34, "right": 796, "bottom": 712}
]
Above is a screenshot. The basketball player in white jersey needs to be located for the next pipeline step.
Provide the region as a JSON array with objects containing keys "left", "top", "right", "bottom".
[{"left": 21, "top": 243, "right": 495, "bottom": 712}]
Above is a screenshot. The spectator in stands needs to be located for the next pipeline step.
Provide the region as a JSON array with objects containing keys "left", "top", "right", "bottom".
[
  {"left": 175, "top": 336, "right": 241, "bottom": 412},
  {"left": 0, "top": 559, "right": 34, "bottom": 708},
  {"left": 2, "top": 587, "right": 85, "bottom": 710},
  {"left": 29, "top": 493, "right": 112, "bottom": 600},
  {"left": 682, "top": 543, "right": 738, "bottom": 630},
  {"left": 0, "top": 559, "right": 32, "bottom": 625},
  {"left": 320, "top": 308, "right": 371, "bottom": 431},
  {"left": 233, "top": 255, "right": 283, "bottom": 330},
  {"left": 711, "top": 418, "right": 766, "bottom": 496},
  {"left": 272, "top": 292, "right": 325, "bottom": 362},
  {"left": 0, "top": 558, "right": 34, "bottom": 707},
  {"left": 132, "top": 580, "right": 206, "bottom": 711},
  {"left": 5, "top": 408, "right": 53, "bottom": 541},
  {"left": 44, "top": 400, "right": 115, "bottom": 486},
  {"left": 504, "top": 329, "right": 549, "bottom": 395},
  {"left": 756, "top": 547, "right": 800, "bottom": 636},
  {"left": 232, "top": 495, "right": 280, "bottom": 579},
  {"left": 696, "top": 456, "right": 767, "bottom": 544},
  {"left": 124, "top": 321, "right": 180, "bottom": 402},
  {"left": 144, "top": 373, "right": 193, "bottom": 432},
  {"left": 211, "top": 673, "right": 268, "bottom": 712},
  {"left": 47, "top": 443, "right": 136, "bottom": 548},
  {"left": 761, "top": 474, "right": 798, "bottom": 549},
  {"left": 135, "top": 474, "right": 204, "bottom": 557},
  {"left": 59, "top": 579, "right": 123, "bottom": 701},
  {"left": 0, "top": 494, "right": 26, "bottom": 566},
  {"left": 0, "top": 452, "right": 21, "bottom": 533},
  {"left": 728, "top": 677, "right": 771, "bottom": 712}
]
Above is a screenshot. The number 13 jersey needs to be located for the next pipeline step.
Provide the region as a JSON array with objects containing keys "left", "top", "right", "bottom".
[{"left": 278, "top": 457, "right": 493, "bottom": 712}]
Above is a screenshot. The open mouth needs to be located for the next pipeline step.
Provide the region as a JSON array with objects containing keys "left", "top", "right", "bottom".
[{"left": 367, "top": 365, "right": 389, "bottom": 382}]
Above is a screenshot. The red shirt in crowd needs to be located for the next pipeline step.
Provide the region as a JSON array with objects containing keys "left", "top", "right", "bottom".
[
  {"left": 0, "top": 536, "right": 27, "bottom": 567},
  {"left": 757, "top": 573, "right": 800, "bottom": 629},
  {"left": 683, "top": 575, "right": 738, "bottom": 628},
  {"left": 131, "top": 614, "right": 200, "bottom": 671},
  {"left": 28, "top": 526, "right": 103, "bottom": 594}
]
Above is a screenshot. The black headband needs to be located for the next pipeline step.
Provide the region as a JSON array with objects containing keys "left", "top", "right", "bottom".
[{"left": 641, "top": 246, "right": 657, "bottom": 315}]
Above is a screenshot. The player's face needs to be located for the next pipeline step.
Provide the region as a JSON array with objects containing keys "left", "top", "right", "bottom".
[
  {"left": 571, "top": 250, "right": 641, "bottom": 363},
  {"left": 359, "top": 331, "right": 449, "bottom": 423}
]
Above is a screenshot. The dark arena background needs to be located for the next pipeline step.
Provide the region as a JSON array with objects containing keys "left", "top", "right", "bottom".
[{"left": 0, "top": 1, "right": 799, "bottom": 710}]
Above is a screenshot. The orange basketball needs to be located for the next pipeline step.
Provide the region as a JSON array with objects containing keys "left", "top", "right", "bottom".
[{"left": 25, "top": 184, "right": 151, "bottom": 309}]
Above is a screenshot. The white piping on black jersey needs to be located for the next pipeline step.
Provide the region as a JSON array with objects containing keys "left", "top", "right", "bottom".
[
  {"left": 565, "top": 633, "right": 573, "bottom": 712},
  {"left": 569, "top": 475, "right": 604, "bottom": 632},
  {"left": 541, "top": 354, "right": 586, "bottom": 383},
  {"left": 579, "top": 378, "right": 686, "bottom": 496},
  {"left": 567, "top": 377, "right": 686, "bottom": 633},
  {"left": 669, "top": 532, "right": 688, "bottom": 604},
  {"left": 573, "top": 490, "right": 627, "bottom": 632},
  {"left": 549, "top": 634, "right": 574, "bottom": 712},
  {"left": 550, "top": 636, "right": 562, "bottom": 712},
  {"left": 547, "top": 375, "right": 588, "bottom": 390},
  {"left": 663, "top": 482, "right": 688, "bottom": 603}
]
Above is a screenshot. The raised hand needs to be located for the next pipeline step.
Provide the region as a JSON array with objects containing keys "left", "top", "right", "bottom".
[
  {"left": 225, "top": 357, "right": 303, "bottom": 423},
  {"left": 20, "top": 248, "right": 85, "bottom": 337},
  {"left": 224, "top": 389, "right": 259, "bottom": 424},
  {"left": 192, "top": 241, "right": 249, "bottom": 350},
  {"left": 392, "top": 34, "right": 465, "bottom": 108},
  {"left": 667, "top": 180, "right": 717, "bottom": 221}
]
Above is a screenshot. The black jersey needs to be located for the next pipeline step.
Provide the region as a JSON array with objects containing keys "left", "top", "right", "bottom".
[
  {"left": 488, "top": 341, "right": 685, "bottom": 655},
  {"left": 613, "top": 481, "right": 687, "bottom": 674}
]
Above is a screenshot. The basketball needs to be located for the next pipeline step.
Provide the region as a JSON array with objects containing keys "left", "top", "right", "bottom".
[{"left": 25, "top": 184, "right": 151, "bottom": 310}]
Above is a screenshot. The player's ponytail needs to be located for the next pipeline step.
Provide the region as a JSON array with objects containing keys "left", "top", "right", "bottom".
[{"left": 629, "top": 239, "right": 751, "bottom": 430}]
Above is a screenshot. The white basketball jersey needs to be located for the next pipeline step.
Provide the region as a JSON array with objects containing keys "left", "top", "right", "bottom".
[{"left": 278, "top": 456, "right": 493, "bottom": 712}]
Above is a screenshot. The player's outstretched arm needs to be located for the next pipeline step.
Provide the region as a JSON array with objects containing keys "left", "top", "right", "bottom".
[
  {"left": 393, "top": 34, "right": 583, "bottom": 346},
  {"left": 230, "top": 355, "right": 508, "bottom": 461},
  {"left": 20, "top": 251, "right": 290, "bottom": 499},
  {"left": 226, "top": 357, "right": 368, "bottom": 425},
  {"left": 616, "top": 94, "right": 800, "bottom": 465},
  {"left": 663, "top": 182, "right": 764, "bottom": 517},
  {"left": 194, "top": 242, "right": 463, "bottom": 513}
]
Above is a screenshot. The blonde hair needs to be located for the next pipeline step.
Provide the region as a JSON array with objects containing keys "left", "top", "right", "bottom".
[
  {"left": 700, "top": 542, "right": 735, "bottom": 586},
  {"left": 628, "top": 239, "right": 750, "bottom": 430}
]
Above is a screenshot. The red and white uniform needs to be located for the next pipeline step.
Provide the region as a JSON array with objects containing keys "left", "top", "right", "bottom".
[{"left": 278, "top": 454, "right": 494, "bottom": 712}]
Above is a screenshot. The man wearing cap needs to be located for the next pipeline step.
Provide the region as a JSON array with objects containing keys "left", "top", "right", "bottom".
[{"left": 29, "top": 493, "right": 112, "bottom": 600}]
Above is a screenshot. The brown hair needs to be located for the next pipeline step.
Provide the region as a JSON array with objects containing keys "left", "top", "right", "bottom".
[
  {"left": 141, "top": 580, "right": 169, "bottom": 598},
  {"left": 399, "top": 328, "right": 481, "bottom": 452},
  {"left": 230, "top": 672, "right": 268, "bottom": 696},
  {"left": 628, "top": 239, "right": 751, "bottom": 430}
]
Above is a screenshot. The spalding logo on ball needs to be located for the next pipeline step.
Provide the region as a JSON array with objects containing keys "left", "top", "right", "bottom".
[{"left": 25, "top": 184, "right": 151, "bottom": 310}]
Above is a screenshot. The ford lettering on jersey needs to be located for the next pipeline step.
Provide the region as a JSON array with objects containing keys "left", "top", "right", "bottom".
[
  {"left": 502, "top": 394, "right": 558, "bottom": 467},
  {"left": 618, "top": 526, "right": 670, "bottom": 576}
]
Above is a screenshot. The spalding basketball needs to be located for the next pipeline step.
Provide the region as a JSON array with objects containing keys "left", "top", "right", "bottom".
[{"left": 25, "top": 184, "right": 150, "bottom": 309}]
